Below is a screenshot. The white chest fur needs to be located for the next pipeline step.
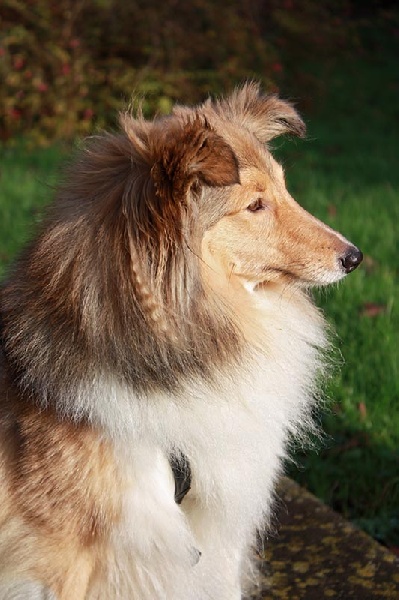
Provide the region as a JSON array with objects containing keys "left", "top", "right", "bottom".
[{"left": 85, "top": 290, "right": 327, "bottom": 599}]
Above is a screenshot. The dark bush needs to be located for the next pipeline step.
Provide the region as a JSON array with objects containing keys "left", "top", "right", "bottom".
[{"left": 0, "top": 0, "right": 356, "bottom": 143}]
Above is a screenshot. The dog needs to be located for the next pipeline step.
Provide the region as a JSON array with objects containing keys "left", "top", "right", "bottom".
[{"left": 0, "top": 83, "right": 362, "bottom": 599}]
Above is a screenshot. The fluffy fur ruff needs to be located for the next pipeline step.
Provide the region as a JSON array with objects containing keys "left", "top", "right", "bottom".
[{"left": 0, "top": 83, "right": 361, "bottom": 599}]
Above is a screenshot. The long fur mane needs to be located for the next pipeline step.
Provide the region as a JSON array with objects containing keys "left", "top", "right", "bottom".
[
  {"left": 1, "top": 112, "right": 246, "bottom": 410},
  {"left": 0, "top": 84, "right": 311, "bottom": 420}
]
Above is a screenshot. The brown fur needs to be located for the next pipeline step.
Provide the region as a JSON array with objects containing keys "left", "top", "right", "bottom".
[
  {"left": 0, "top": 116, "right": 242, "bottom": 408},
  {"left": 0, "top": 375, "right": 120, "bottom": 597},
  {"left": 0, "top": 83, "right": 361, "bottom": 598}
]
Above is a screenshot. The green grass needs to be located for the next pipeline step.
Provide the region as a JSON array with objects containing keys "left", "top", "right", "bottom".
[
  {"left": 0, "top": 43, "right": 398, "bottom": 547},
  {"left": 0, "top": 144, "right": 67, "bottom": 278},
  {"left": 277, "top": 47, "right": 399, "bottom": 547}
]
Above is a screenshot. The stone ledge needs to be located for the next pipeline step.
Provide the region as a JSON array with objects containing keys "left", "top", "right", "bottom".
[{"left": 250, "top": 477, "right": 399, "bottom": 599}]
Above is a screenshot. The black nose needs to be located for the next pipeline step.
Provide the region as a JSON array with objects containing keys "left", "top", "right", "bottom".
[{"left": 340, "top": 246, "right": 363, "bottom": 273}]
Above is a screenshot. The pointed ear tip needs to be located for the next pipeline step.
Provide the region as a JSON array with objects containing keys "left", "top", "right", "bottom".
[
  {"left": 281, "top": 100, "right": 306, "bottom": 135},
  {"left": 295, "top": 119, "right": 307, "bottom": 137},
  {"left": 282, "top": 104, "right": 306, "bottom": 137}
]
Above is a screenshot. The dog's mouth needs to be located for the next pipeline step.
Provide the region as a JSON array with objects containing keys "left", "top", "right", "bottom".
[
  {"left": 261, "top": 265, "right": 300, "bottom": 280},
  {"left": 256, "top": 246, "right": 363, "bottom": 288}
]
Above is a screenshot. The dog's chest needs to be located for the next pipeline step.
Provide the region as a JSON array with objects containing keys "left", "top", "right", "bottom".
[{"left": 88, "top": 308, "right": 324, "bottom": 598}]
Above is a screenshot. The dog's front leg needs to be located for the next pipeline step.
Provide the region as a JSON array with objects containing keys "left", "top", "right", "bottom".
[
  {"left": 89, "top": 443, "right": 201, "bottom": 600},
  {"left": 180, "top": 496, "right": 251, "bottom": 600},
  {"left": 178, "top": 441, "right": 279, "bottom": 600}
]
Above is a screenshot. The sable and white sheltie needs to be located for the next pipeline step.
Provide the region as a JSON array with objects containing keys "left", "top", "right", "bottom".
[{"left": 0, "top": 84, "right": 362, "bottom": 599}]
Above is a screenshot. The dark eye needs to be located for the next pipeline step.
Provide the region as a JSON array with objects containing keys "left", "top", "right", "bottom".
[{"left": 247, "top": 198, "right": 266, "bottom": 212}]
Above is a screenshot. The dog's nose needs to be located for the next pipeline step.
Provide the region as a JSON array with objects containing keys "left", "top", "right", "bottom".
[{"left": 340, "top": 246, "right": 363, "bottom": 273}]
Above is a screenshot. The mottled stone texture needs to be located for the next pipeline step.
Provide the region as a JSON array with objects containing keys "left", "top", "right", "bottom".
[{"left": 250, "top": 478, "right": 399, "bottom": 599}]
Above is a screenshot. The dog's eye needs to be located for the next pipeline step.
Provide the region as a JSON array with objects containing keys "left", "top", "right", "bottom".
[{"left": 247, "top": 198, "right": 266, "bottom": 212}]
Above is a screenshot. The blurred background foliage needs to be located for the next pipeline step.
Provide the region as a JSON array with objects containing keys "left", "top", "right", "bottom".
[{"left": 1, "top": 0, "right": 390, "bottom": 144}]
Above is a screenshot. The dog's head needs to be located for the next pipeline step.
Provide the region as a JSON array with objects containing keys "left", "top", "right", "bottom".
[
  {"left": 2, "top": 84, "right": 362, "bottom": 401},
  {"left": 120, "top": 83, "right": 362, "bottom": 310}
]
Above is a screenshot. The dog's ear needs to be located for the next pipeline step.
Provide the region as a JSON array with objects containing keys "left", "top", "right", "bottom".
[
  {"left": 162, "top": 116, "right": 240, "bottom": 189},
  {"left": 213, "top": 82, "right": 306, "bottom": 143},
  {"left": 121, "top": 113, "right": 239, "bottom": 202}
]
